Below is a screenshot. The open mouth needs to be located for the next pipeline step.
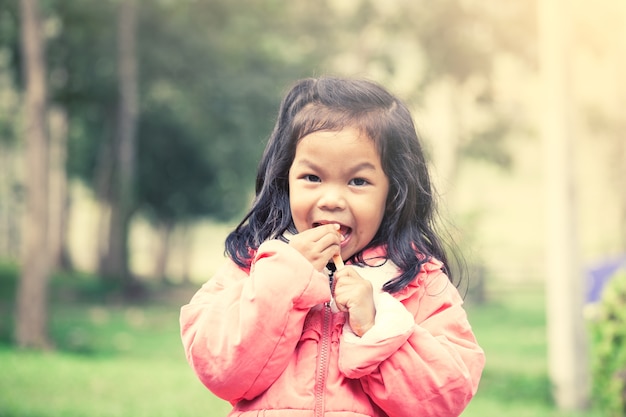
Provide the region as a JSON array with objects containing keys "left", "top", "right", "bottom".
[{"left": 313, "top": 222, "right": 352, "bottom": 240}]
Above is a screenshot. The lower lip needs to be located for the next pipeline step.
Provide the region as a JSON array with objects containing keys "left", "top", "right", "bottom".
[{"left": 340, "top": 234, "right": 351, "bottom": 248}]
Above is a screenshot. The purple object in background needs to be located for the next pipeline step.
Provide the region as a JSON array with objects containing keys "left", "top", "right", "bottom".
[{"left": 586, "top": 255, "right": 626, "bottom": 303}]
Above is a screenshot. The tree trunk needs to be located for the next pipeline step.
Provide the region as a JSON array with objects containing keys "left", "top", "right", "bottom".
[
  {"left": 16, "top": 0, "right": 50, "bottom": 349},
  {"left": 538, "top": 0, "right": 589, "bottom": 409},
  {"left": 48, "top": 106, "right": 71, "bottom": 271},
  {"left": 95, "top": 133, "right": 113, "bottom": 276},
  {"left": 101, "top": 0, "right": 138, "bottom": 284},
  {"left": 155, "top": 221, "right": 174, "bottom": 283},
  {"left": 180, "top": 225, "right": 193, "bottom": 284}
]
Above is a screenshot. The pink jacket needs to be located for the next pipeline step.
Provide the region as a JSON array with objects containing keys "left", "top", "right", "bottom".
[{"left": 180, "top": 240, "right": 485, "bottom": 417}]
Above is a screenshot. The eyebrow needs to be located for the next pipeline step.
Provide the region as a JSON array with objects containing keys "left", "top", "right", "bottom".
[{"left": 293, "top": 158, "right": 378, "bottom": 173}]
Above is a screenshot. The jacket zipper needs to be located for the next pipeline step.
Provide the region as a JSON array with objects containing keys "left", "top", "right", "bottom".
[{"left": 314, "top": 302, "right": 331, "bottom": 417}]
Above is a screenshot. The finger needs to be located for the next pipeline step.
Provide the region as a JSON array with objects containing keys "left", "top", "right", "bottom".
[
  {"left": 333, "top": 295, "right": 349, "bottom": 312},
  {"left": 290, "top": 225, "right": 339, "bottom": 249},
  {"left": 309, "top": 222, "right": 339, "bottom": 232},
  {"left": 312, "top": 223, "right": 342, "bottom": 239},
  {"left": 293, "top": 223, "right": 334, "bottom": 241},
  {"left": 313, "top": 233, "right": 342, "bottom": 259}
]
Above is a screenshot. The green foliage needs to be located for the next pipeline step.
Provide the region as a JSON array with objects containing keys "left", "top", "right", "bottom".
[
  {"left": 0, "top": 261, "right": 18, "bottom": 305},
  {"left": 136, "top": 104, "right": 223, "bottom": 222},
  {"left": 0, "top": 1, "right": 20, "bottom": 147},
  {"left": 0, "top": 0, "right": 19, "bottom": 81},
  {"left": 49, "top": 0, "right": 118, "bottom": 178},
  {"left": 134, "top": 0, "right": 295, "bottom": 223},
  {"left": 43, "top": 0, "right": 328, "bottom": 225},
  {"left": 589, "top": 270, "right": 626, "bottom": 416},
  {"left": 0, "top": 261, "right": 17, "bottom": 345}
]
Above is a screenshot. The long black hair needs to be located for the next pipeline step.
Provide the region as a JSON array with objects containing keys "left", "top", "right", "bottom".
[{"left": 225, "top": 76, "right": 455, "bottom": 292}]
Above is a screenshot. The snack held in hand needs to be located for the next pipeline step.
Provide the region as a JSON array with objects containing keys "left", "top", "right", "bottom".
[{"left": 332, "top": 253, "right": 344, "bottom": 268}]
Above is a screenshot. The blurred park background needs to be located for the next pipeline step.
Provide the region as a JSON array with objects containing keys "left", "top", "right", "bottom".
[{"left": 1, "top": 0, "right": 626, "bottom": 416}]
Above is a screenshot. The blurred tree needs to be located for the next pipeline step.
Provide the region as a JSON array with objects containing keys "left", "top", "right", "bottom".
[
  {"left": 47, "top": 105, "right": 72, "bottom": 271},
  {"left": 47, "top": 0, "right": 119, "bottom": 279},
  {"left": 0, "top": 3, "right": 71, "bottom": 277},
  {"left": 16, "top": 0, "right": 51, "bottom": 349},
  {"left": 43, "top": 0, "right": 333, "bottom": 283},
  {"left": 0, "top": 0, "right": 22, "bottom": 260},
  {"left": 98, "top": 0, "right": 139, "bottom": 287},
  {"left": 134, "top": 0, "right": 332, "bottom": 218},
  {"left": 407, "top": 0, "right": 534, "bottom": 174},
  {"left": 131, "top": 0, "right": 331, "bottom": 280},
  {"left": 0, "top": 2, "right": 20, "bottom": 145}
]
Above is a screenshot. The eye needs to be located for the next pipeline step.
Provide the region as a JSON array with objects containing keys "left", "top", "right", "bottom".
[
  {"left": 349, "top": 177, "right": 369, "bottom": 186},
  {"left": 303, "top": 174, "right": 321, "bottom": 183}
]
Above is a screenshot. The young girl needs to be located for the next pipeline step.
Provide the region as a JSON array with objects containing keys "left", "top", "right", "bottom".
[{"left": 180, "top": 77, "right": 485, "bottom": 417}]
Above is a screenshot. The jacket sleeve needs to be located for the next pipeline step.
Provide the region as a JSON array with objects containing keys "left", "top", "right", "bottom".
[
  {"left": 338, "top": 266, "right": 485, "bottom": 417},
  {"left": 179, "top": 240, "right": 331, "bottom": 403}
]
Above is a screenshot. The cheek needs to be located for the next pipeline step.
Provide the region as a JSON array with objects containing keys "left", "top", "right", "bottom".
[
  {"left": 359, "top": 206, "right": 383, "bottom": 231},
  {"left": 366, "top": 202, "right": 387, "bottom": 236},
  {"left": 289, "top": 195, "right": 308, "bottom": 227}
]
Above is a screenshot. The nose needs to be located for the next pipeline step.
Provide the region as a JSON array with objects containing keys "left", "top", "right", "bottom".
[{"left": 317, "top": 185, "right": 346, "bottom": 211}]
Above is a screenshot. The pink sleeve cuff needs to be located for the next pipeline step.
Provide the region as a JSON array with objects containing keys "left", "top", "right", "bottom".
[{"left": 339, "top": 291, "right": 415, "bottom": 378}]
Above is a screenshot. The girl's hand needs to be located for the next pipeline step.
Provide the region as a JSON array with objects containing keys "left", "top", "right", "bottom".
[
  {"left": 333, "top": 266, "right": 375, "bottom": 337},
  {"left": 289, "top": 224, "right": 343, "bottom": 272}
]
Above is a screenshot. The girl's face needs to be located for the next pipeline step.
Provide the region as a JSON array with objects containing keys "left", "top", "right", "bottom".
[{"left": 288, "top": 127, "right": 389, "bottom": 260}]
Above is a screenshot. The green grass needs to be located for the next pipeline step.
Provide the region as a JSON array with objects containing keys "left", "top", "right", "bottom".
[
  {"left": 0, "top": 265, "right": 231, "bottom": 417},
  {"left": 0, "top": 304, "right": 232, "bottom": 417},
  {"left": 0, "top": 265, "right": 605, "bottom": 417},
  {"left": 462, "top": 293, "right": 603, "bottom": 417}
]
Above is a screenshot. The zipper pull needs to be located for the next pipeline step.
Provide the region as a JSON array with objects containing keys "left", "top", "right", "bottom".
[{"left": 326, "top": 261, "right": 337, "bottom": 295}]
